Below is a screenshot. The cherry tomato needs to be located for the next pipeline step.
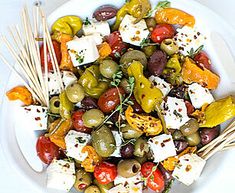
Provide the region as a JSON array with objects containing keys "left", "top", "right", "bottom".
[
  {"left": 36, "top": 136, "right": 60, "bottom": 164},
  {"left": 141, "top": 162, "right": 155, "bottom": 177},
  {"left": 194, "top": 51, "right": 211, "bottom": 70},
  {"left": 72, "top": 110, "right": 92, "bottom": 133},
  {"left": 94, "top": 161, "right": 117, "bottom": 185},
  {"left": 151, "top": 24, "right": 175, "bottom": 44},
  {"left": 40, "top": 40, "right": 61, "bottom": 72},
  {"left": 185, "top": 100, "right": 195, "bottom": 115},
  {"left": 147, "top": 169, "right": 165, "bottom": 192},
  {"left": 106, "top": 31, "right": 127, "bottom": 58},
  {"left": 98, "top": 87, "right": 125, "bottom": 113}
]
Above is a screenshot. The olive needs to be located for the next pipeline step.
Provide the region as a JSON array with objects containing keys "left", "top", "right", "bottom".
[
  {"left": 200, "top": 126, "right": 220, "bottom": 146},
  {"left": 81, "top": 96, "right": 98, "bottom": 110},
  {"left": 65, "top": 82, "right": 85, "bottom": 103},
  {"left": 93, "top": 5, "right": 117, "bottom": 21},
  {"left": 145, "top": 17, "right": 157, "bottom": 31},
  {"left": 168, "top": 85, "right": 188, "bottom": 99},
  {"left": 120, "top": 78, "right": 131, "bottom": 93},
  {"left": 180, "top": 118, "right": 199, "bottom": 137},
  {"left": 99, "top": 59, "right": 119, "bottom": 79},
  {"left": 82, "top": 109, "right": 105, "bottom": 128},
  {"left": 160, "top": 39, "right": 179, "bottom": 55},
  {"left": 148, "top": 50, "right": 167, "bottom": 76},
  {"left": 117, "top": 159, "right": 141, "bottom": 178},
  {"left": 174, "top": 140, "right": 188, "bottom": 154},
  {"left": 85, "top": 185, "right": 101, "bottom": 193},
  {"left": 92, "top": 125, "right": 116, "bottom": 157},
  {"left": 94, "top": 179, "right": 113, "bottom": 193},
  {"left": 120, "top": 143, "right": 134, "bottom": 158},
  {"left": 135, "top": 156, "right": 147, "bottom": 164},
  {"left": 121, "top": 124, "right": 143, "bottom": 139},
  {"left": 186, "top": 131, "right": 201, "bottom": 146},
  {"left": 172, "top": 130, "right": 185, "bottom": 140},
  {"left": 49, "top": 96, "right": 60, "bottom": 114},
  {"left": 74, "top": 169, "right": 92, "bottom": 192},
  {"left": 142, "top": 45, "right": 157, "bottom": 58},
  {"left": 133, "top": 138, "right": 149, "bottom": 157}
]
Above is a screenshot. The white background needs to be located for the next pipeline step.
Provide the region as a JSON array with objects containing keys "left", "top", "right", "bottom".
[{"left": 0, "top": 0, "right": 234, "bottom": 192}]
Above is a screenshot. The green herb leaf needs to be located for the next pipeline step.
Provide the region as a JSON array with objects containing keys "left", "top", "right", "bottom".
[
  {"left": 146, "top": 0, "right": 171, "bottom": 18},
  {"left": 140, "top": 38, "right": 158, "bottom": 48},
  {"left": 163, "top": 179, "right": 174, "bottom": 193},
  {"left": 187, "top": 45, "right": 204, "bottom": 58},
  {"left": 83, "top": 17, "right": 91, "bottom": 25}
]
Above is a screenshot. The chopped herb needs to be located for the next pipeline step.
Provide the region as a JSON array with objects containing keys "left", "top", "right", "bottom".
[
  {"left": 83, "top": 17, "right": 91, "bottom": 25},
  {"left": 187, "top": 45, "right": 204, "bottom": 58},
  {"left": 114, "top": 51, "right": 121, "bottom": 58},
  {"left": 146, "top": 1, "right": 171, "bottom": 18},
  {"left": 173, "top": 109, "right": 183, "bottom": 121},
  {"left": 140, "top": 38, "right": 158, "bottom": 48},
  {"left": 76, "top": 137, "right": 86, "bottom": 144},
  {"left": 163, "top": 179, "right": 174, "bottom": 193},
  {"left": 75, "top": 54, "right": 84, "bottom": 64}
]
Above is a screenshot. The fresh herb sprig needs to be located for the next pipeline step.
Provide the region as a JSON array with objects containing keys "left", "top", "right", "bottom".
[
  {"left": 146, "top": 0, "right": 171, "bottom": 18},
  {"left": 163, "top": 179, "right": 174, "bottom": 193},
  {"left": 83, "top": 17, "right": 91, "bottom": 25},
  {"left": 187, "top": 45, "right": 204, "bottom": 58},
  {"left": 140, "top": 38, "right": 159, "bottom": 48}
]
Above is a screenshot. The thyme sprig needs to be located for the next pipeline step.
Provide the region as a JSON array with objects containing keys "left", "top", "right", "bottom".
[
  {"left": 187, "top": 45, "right": 204, "bottom": 58},
  {"left": 146, "top": 0, "right": 171, "bottom": 18},
  {"left": 83, "top": 17, "right": 91, "bottom": 25},
  {"left": 140, "top": 38, "right": 159, "bottom": 48}
]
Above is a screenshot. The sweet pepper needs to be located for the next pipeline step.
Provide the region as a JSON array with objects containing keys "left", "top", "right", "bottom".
[
  {"left": 79, "top": 65, "right": 109, "bottom": 99},
  {"left": 59, "top": 91, "right": 74, "bottom": 119},
  {"left": 200, "top": 96, "right": 235, "bottom": 128}
]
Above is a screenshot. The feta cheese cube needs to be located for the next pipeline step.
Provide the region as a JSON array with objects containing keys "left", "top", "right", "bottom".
[
  {"left": 65, "top": 130, "right": 91, "bottom": 161},
  {"left": 172, "top": 153, "right": 206, "bottom": 186},
  {"left": 61, "top": 71, "right": 77, "bottom": 88},
  {"left": 86, "top": 33, "right": 103, "bottom": 45},
  {"left": 188, "top": 82, "right": 214, "bottom": 109},
  {"left": 47, "top": 72, "right": 61, "bottom": 95},
  {"left": 47, "top": 159, "right": 76, "bottom": 192},
  {"left": 148, "top": 134, "right": 176, "bottom": 163},
  {"left": 67, "top": 36, "right": 99, "bottom": 67},
  {"left": 174, "top": 26, "right": 206, "bottom": 56},
  {"left": 119, "top": 14, "right": 149, "bottom": 46},
  {"left": 161, "top": 97, "right": 190, "bottom": 129},
  {"left": 83, "top": 20, "right": 110, "bottom": 37},
  {"left": 110, "top": 131, "right": 122, "bottom": 157},
  {"left": 108, "top": 184, "right": 128, "bottom": 193},
  {"left": 149, "top": 75, "right": 172, "bottom": 97},
  {"left": 15, "top": 105, "right": 48, "bottom": 130}
]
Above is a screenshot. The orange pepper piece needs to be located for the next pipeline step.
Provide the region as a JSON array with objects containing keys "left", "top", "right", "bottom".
[
  {"left": 155, "top": 8, "right": 195, "bottom": 27},
  {"left": 98, "top": 42, "right": 112, "bottom": 59},
  {"left": 81, "top": 145, "right": 101, "bottom": 172},
  {"left": 182, "top": 57, "right": 220, "bottom": 90},
  {"left": 49, "top": 118, "right": 72, "bottom": 149},
  {"left": 6, "top": 86, "right": 33, "bottom": 105}
]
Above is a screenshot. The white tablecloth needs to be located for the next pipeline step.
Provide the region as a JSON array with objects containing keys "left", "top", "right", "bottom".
[{"left": 0, "top": 0, "right": 234, "bottom": 192}]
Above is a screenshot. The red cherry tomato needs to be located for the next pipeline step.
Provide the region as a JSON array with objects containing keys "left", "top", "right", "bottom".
[
  {"left": 94, "top": 161, "right": 117, "bottom": 185},
  {"left": 36, "top": 136, "right": 60, "bottom": 164},
  {"left": 141, "top": 162, "right": 155, "bottom": 177},
  {"left": 40, "top": 40, "right": 61, "bottom": 72},
  {"left": 106, "top": 31, "right": 127, "bottom": 58},
  {"left": 185, "top": 100, "right": 195, "bottom": 115},
  {"left": 98, "top": 87, "right": 125, "bottom": 113},
  {"left": 151, "top": 24, "right": 175, "bottom": 44},
  {"left": 147, "top": 169, "right": 165, "bottom": 192},
  {"left": 72, "top": 110, "right": 92, "bottom": 133},
  {"left": 194, "top": 51, "right": 211, "bottom": 70}
]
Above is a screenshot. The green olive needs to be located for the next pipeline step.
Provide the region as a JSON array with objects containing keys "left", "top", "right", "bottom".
[
  {"left": 141, "top": 45, "right": 157, "bottom": 58},
  {"left": 133, "top": 138, "right": 149, "bottom": 157},
  {"left": 94, "top": 179, "right": 113, "bottom": 193},
  {"left": 120, "top": 50, "right": 147, "bottom": 75},
  {"left": 172, "top": 130, "right": 185, "bottom": 140},
  {"left": 121, "top": 124, "right": 143, "bottom": 139},
  {"left": 92, "top": 125, "right": 116, "bottom": 157},
  {"left": 49, "top": 96, "right": 60, "bottom": 114},
  {"left": 85, "top": 185, "right": 101, "bottom": 193},
  {"left": 99, "top": 60, "right": 119, "bottom": 79},
  {"left": 82, "top": 109, "right": 105, "bottom": 128},
  {"left": 145, "top": 17, "right": 157, "bottom": 31},
  {"left": 59, "top": 91, "right": 74, "bottom": 119},
  {"left": 120, "top": 78, "right": 131, "bottom": 94},
  {"left": 180, "top": 118, "right": 199, "bottom": 137},
  {"left": 160, "top": 39, "right": 179, "bottom": 55},
  {"left": 74, "top": 169, "right": 92, "bottom": 192},
  {"left": 186, "top": 132, "right": 201, "bottom": 146},
  {"left": 65, "top": 82, "right": 85, "bottom": 103},
  {"left": 117, "top": 159, "right": 141, "bottom": 178},
  {"left": 135, "top": 156, "right": 147, "bottom": 164}
]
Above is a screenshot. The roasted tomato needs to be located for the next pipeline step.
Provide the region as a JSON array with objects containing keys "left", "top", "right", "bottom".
[
  {"left": 36, "top": 136, "right": 60, "bottom": 164},
  {"left": 94, "top": 161, "right": 117, "bottom": 185},
  {"left": 72, "top": 110, "right": 92, "bottom": 133},
  {"left": 141, "top": 162, "right": 156, "bottom": 177},
  {"left": 106, "top": 31, "right": 127, "bottom": 58},
  {"left": 194, "top": 51, "right": 211, "bottom": 70},
  {"left": 40, "top": 40, "right": 61, "bottom": 72},
  {"left": 98, "top": 87, "right": 125, "bottom": 113},
  {"left": 151, "top": 24, "right": 175, "bottom": 44},
  {"left": 185, "top": 100, "right": 195, "bottom": 115}
]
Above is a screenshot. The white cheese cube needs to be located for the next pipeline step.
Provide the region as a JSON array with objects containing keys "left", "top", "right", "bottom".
[
  {"left": 149, "top": 75, "right": 172, "bottom": 97},
  {"left": 161, "top": 97, "right": 190, "bottom": 129},
  {"left": 110, "top": 131, "right": 122, "bottom": 157},
  {"left": 61, "top": 71, "right": 77, "bottom": 88},
  {"left": 174, "top": 26, "right": 206, "bottom": 56},
  {"left": 86, "top": 33, "right": 103, "bottom": 45},
  {"left": 15, "top": 105, "right": 48, "bottom": 130},
  {"left": 148, "top": 134, "right": 176, "bottom": 163},
  {"left": 108, "top": 184, "right": 128, "bottom": 193},
  {"left": 65, "top": 130, "right": 91, "bottom": 161},
  {"left": 67, "top": 36, "right": 99, "bottom": 67},
  {"left": 119, "top": 14, "right": 149, "bottom": 46},
  {"left": 47, "top": 72, "right": 61, "bottom": 95},
  {"left": 83, "top": 20, "right": 110, "bottom": 37},
  {"left": 188, "top": 83, "right": 214, "bottom": 109},
  {"left": 172, "top": 153, "right": 206, "bottom": 186},
  {"left": 47, "top": 159, "right": 76, "bottom": 192}
]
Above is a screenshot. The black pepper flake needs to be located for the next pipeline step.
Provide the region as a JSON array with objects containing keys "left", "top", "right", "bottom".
[{"left": 35, "top": 117, "right": 41, "bottom": 121}]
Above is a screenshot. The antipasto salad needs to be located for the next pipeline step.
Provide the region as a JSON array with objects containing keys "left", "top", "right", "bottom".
[{"left": 5, "top": 0, "right": 235, "bottom": 193}]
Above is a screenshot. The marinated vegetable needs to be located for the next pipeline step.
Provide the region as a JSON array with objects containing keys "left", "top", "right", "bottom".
[{"left": 117, "top": 159, "right": 141, "bottom": 178}]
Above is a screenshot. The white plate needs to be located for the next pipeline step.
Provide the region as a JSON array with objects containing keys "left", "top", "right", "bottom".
[{"left": 1, "top": 0, "right": 235, "bottom": 193}]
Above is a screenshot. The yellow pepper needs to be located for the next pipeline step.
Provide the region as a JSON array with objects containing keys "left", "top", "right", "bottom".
[
  {"left": 112, "top": 0, "right": 151, "bottom": 30},
  {"left": 191, "top": 104, "right": 209, "bottom": 124},
  {"left": 59, "top": 91, "right": 74, "bottom": 119},
  {"left": 155, "top": 8, "right": 195, "bottom": 27},
  {"left": 200, "top": 96, "right": 235, "bottom": 128},
  {"left": 125, "top": 106, "right": 162, "bottom": 136},
  {"left": 81, "top": 146, "right": 102, "bottom": 172},
  {"left": 6, "top": 86, "right": 33, "bottom": 105},
  {"left": 127, "top": 61, "right": 163, "bottom": 113},
  {"left": 52, "top": 16, "right": 82, "bottom": 36}
]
